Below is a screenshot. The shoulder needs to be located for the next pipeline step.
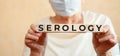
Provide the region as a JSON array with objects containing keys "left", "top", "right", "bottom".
[
  {"left": 83, "top": 11, "right": 111, "bottom": 24},
  {"left": 83, "top": 11, "right": 109, "bottom": 19}
]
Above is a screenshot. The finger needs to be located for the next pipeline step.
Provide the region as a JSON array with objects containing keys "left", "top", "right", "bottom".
[
  {"left": 27, "top": 42, "right": 44, "bottom": 50},
  {"left": 28, "top": 28, "right": 34, "bottom": 34},
  {"left": 30, "top": 24, "right": 38, "bottom": 33},
  {"left": 102, "top": 25, "right": 111, "bottom": 35},
  {"left": 25, "top": 39, "right": 33, "bottom": 46},
  {"left": 28, "top": 28, "right": 42, "bottom": 37},
  {"left": 98, "top": 34, "right": 114, "bottom": 43},
  {"left": 25, "top": 33, "right": 39, "bottom": 41},
  {"left": 109, "top": 38, "right": 117, "bottom": 46}
]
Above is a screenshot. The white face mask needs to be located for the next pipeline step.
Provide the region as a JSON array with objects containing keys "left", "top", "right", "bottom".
[{"left": 50, "top": 0, "right": 82, "bottom": 16}]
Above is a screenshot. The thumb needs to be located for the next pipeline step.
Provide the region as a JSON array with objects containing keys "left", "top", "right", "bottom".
[
  {"left": 93, "top": 25, "right": 110, "bottom": 38},
  {"left": 37, "top": 32, "right": 47, "bottom": 45},
  {"left": 102, "top": 25, "right": 110, "bottom": 33},
  {"left": 102, "top": 25, "right": 111, "bottom": 35},
  {"left": 30, "top": 24, "right": 39, "bottom": 33}
]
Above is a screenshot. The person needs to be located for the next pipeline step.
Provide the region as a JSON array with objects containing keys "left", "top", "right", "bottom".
[{"left": 23, "top": 0, "right": 120, "bottom": 56}]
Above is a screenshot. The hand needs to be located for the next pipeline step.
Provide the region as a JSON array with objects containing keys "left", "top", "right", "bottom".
[
  {"left": 25, "top": 24, "right": 46, "bottom": 53},
  {"left": 93, "top": 25, "right": 117, "bottom": 56}
]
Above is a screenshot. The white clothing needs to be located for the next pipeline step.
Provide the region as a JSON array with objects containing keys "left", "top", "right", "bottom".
[{"left": 23, "top": 11, "right": 120, "bottom": 56}]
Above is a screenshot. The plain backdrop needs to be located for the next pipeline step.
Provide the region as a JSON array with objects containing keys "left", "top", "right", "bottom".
[{"left": 0, "top": 0, "right": 120, "bottom": 56}]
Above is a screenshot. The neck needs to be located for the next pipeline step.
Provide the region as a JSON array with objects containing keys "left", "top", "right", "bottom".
[{"left": 50, "top": 13, "right": 83, "bottom": 24}]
